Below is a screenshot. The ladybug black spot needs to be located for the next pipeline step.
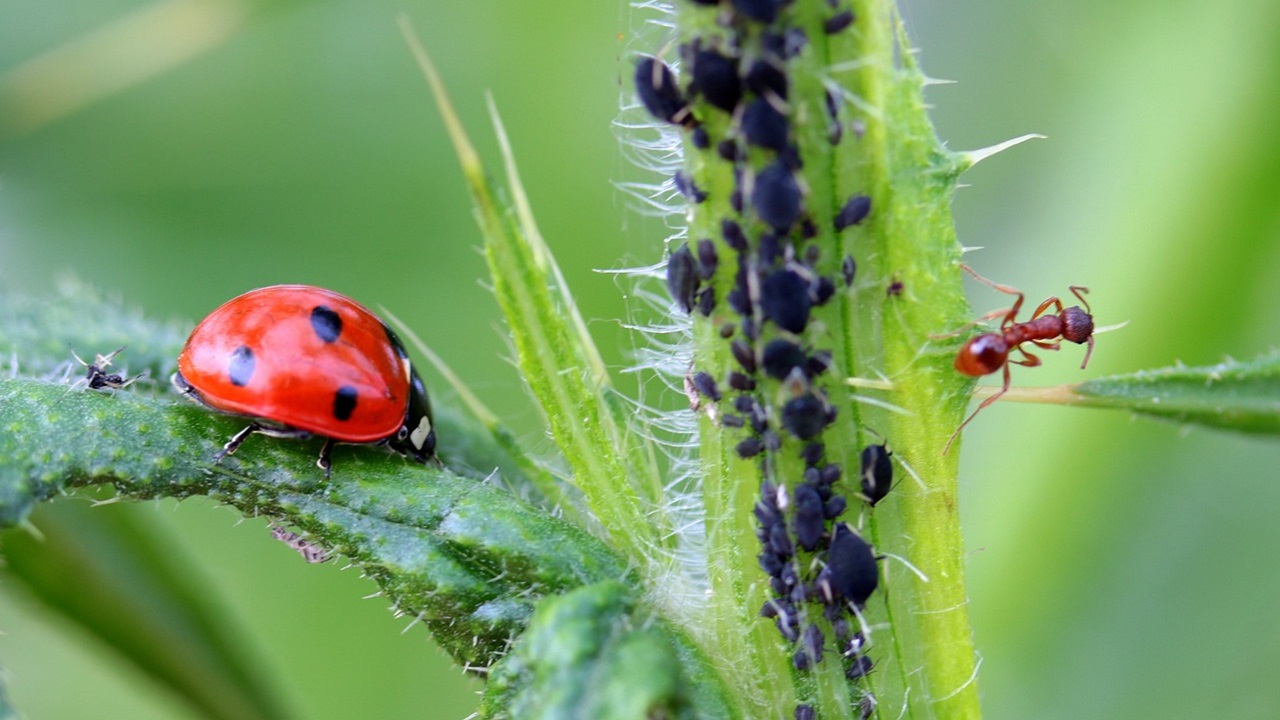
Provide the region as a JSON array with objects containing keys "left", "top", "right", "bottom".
[
  {"left": 311, "top": 305, "right": 343, "bottom": 344},
  {"left": 228, "top": 345, "right": 255, "bottom": 387},
  {"left": 333, "top": 385, "right": 358, "bottom": 421}
]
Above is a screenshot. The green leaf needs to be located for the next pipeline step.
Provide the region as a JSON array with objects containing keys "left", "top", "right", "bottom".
[
  {"left": 1073, "top": 355, "right": 1280, "bottom": 434},
  {"left": 0, "top": 668, "right": 19, "bottom": 720},
  {"left": 0, "top": 376, "right": 625, "bottom": 667},
  {"left": 479, "top": 581, "right": 736, "bottom": 720},
  {"left": 2, "top": 501, "right": 293, "bottom": 720},
  {"left": 399, "top": 21, "right": 667, "bottom": 566}
]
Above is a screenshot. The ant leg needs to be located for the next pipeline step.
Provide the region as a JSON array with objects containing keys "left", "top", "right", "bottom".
[
  {"left": 215, "top": 423, "right": 262, "bottom": 463},
  {"left": 929, "top": 306, "right": 1010, "bottom": 340},
  {"left": 960, "top": 264, "right": 1025, "bottom": 325},
  {"left": 1029, "top": 338, "right": 1061, "bottom": 351},
  {"left": 944, "top": 363, "right": 1013, "bottom": 454},
  {"left": 1010, "top": 347, "right": 1042, "bottom": 368},
  {"left": 1028, "top": 296, "right": 1064, "bottom": 321},
  {"left": 1080, "top": 335, "right": 1096, "bottom": 369},
  {"left": 1070, "top": 286, "right": 1092, "bottom": 315}
]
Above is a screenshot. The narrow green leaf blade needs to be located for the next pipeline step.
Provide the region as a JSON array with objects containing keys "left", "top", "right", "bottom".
[
  {"left": 399, "top": 24, "right": 659, "bottom": 563},
  {"left": 2, "top": 502, "right": 295, "bottom": 720},
  {"left": 1074, "top": 355, "right": 1280, "bottom": 434}
]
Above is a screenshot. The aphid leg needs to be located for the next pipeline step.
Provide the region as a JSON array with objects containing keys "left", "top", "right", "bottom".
[
  {"left": 317, "top": 438, "right": 335, "bottom": 478},
  {"left": 216, "top": 424, "right": 261, "bottom": 463},
  {"left": 944, "top": 363, "right": 1013, "bottom": 454}
]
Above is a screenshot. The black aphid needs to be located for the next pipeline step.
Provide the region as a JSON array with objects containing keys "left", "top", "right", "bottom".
[
  {"left": 812, "top": 276, "right": 836, "bottom": 306},
  {"left": 722, "top": 218, "right": 748, "bottom": 251},
  {"left": 760, "top": 269, "right": 812, "bottom": 333},
  {"left": 696, "top": 238, "right": 719, "bottom": 280},
  {"left": 666, "top": 242, "right": 698, "bottom": 313},
  {"left": 801, "top": 442, "right": 825, "bottom": 467},
  {"left": 818, "top": 523, "right": 879, "bottom": 607},
  {"left": 752, "top": 161, "right": 802, "bottom": 234},
  {"left": 722, "top": 413, "right": 745, "bottom": 428},
  {"left": 692, "top": 371, "right": 722, "bottom": 402},
  {"left": 634, "top": 56, "right": 687, "bottom": 125},
  {"left": 835, "top": 194, "right": 872, "bottom": 230},
  {"left": 841, "top": 255, "right": 857, "bottom": 286},
  {"left": 824, "top": 9, "right": 855, "bottom": 34},
  {"left": 719, "top": 322, "right": 736, "bottom": 338},
  {"left": 795, "top": 704, "right": 816, "bottom": 720},
  {"left": 762, "top": 339, "right": 808, "bottom": 379},
  {"left": 732, "top": 0, "right": 783, "bottom": 24},
  {"left": 731, "top": 339, "right": 757, "bottom": 373},
  {"left": 846, "top": 655, "right": 874, "bottom": 680},
  {"left": 745, "top": 59, "right": 788, "bottom": 100},
  {"left": 824, "top": 495, "right": 847, "bottom": 519},
  {"left": 742, "top": 98, "right": 790, "bottom": 151},
  {"left": 692, "top": 49, "right": 743, "bottom": 112},
  {"left": 696, "top": 286, "right": 716, "bottom": 317},
  {"left": 792, "top": 482, "right": 825, "bottom": 552},
  {"left": 803, "top": 624, "right": 825, "bottom": 664},
  {"left": 860, "top": 443, "right": 893, "bottom": 506},
  {"left": 733, "top": 394, "right": 758, "bottom": 416},
  {"left": 717, "top": 139, "right": 741, "bottom": 162},
  {"left": 737, "top": 436, "right": 764, "bottom": 459},
  {"left": 728, "top": 371, "right": 756, "bottom": 392},
  {"left": 825, "top": 88, "right": 843, "bottom": 145},
  {"left": 757, "top": 233, "right": 782, "bottom": 267},
  {"left": 674, "top": 170, "right": 708, "bottom": 204},
  {"left": 691, "top": 126, "right": 710, "bottom": 149},
  {"left": 806, "top": 350, "right": 833, "bottom": 377}
]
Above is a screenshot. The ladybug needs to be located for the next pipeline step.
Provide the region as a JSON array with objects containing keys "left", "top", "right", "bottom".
[{"left": 173, "top": 285, "right": 436, "bottom": 476}]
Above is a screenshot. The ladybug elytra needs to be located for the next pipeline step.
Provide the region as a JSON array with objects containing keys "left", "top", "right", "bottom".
[{"left": 173, "top": 285, "right": 436, "bottom": 475}]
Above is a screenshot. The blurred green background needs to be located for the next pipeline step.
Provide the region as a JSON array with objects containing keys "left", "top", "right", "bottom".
[{"left": 2, "top": 0, "right": 1278, "bottom": 718}]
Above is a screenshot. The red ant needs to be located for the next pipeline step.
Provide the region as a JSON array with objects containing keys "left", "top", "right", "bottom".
[{"left": 944, "top": 265, "right": 1095, "bottom": 452}]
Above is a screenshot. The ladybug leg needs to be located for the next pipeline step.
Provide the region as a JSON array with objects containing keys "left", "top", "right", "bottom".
[
  {"left": 215, "top": 423, "right": 261, "bottom": 463},
  {"left": 317, "top": 438, "right": 335, "bottom": 479}
]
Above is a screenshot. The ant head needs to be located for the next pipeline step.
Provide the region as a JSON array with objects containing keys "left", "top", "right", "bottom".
[{"left": 1061, "top": 306, "right": 1094, "bottom": 345}]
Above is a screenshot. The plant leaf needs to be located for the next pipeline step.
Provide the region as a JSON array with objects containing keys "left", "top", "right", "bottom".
[
  {"left": 2, "top": 501, "right": 294, "bottom": 720},
  {"left": 399, "top": 20, "right": 665, "bottom": 565},
  {"left": 479, "top": 580, "right": 736, "bottom": 720},
  {"left": 1073, "top": 355, "right": 1280, "bottom": 434}
]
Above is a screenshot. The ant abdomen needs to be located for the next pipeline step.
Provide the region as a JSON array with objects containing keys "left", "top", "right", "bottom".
[{"left": 954, "top": 333, "right": 1008, "bottom": 377}]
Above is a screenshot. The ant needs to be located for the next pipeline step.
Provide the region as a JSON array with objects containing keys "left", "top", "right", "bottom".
[{"left": 943, "top": 265, "right": 1095, "bottom": 452}]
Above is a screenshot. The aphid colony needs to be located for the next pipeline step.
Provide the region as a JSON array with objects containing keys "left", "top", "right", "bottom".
[{"left": 638, "top": 0, "right": 881, "bottom": 713}]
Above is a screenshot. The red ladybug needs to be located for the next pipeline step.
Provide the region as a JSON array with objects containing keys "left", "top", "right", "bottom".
[{"left": 173, "top": 285, "right": 436, "bottom": 475}]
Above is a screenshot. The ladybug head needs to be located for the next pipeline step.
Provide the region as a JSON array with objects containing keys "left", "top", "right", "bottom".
[{"left": 391, "top": 364, "right": 436, "bottom": 464}]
